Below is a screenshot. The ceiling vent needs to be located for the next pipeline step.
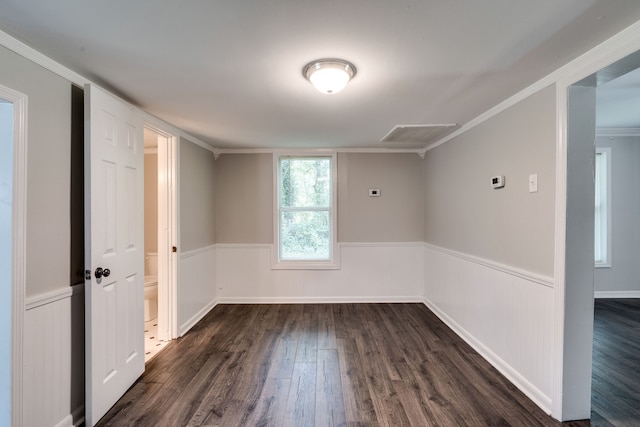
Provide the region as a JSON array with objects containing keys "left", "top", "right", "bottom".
[{"left": 380, "top": 124, "right": 458, "bottom": 145}]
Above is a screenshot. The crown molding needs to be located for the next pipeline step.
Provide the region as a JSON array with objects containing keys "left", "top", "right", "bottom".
[
  {"left": 0, "top": 29, "right": 215, "bottom": 153},
  {"left": 212, "top": 147, "right": 423, "bottom": 159},
  {"left": 596, "top": 127, "right": 640, "bottom": 137},
  {"left": 425, "top": 19, "right": 640, "bottom": 153}
]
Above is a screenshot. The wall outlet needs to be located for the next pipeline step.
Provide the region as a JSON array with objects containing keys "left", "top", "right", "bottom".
[{"left": 368, "top": 188, "right": 381, "bottom": 197}]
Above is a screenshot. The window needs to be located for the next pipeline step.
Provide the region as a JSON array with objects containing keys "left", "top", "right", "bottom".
[
  {"left": 594, "top": 148, "right": 611, "bottom": 267},
  {"left": 273, "top": 154, "right": 339, "bottom": 269}
]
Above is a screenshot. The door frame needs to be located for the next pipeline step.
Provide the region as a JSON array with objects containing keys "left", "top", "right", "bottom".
[
  {"left": 552, "top": 22, "right": 640, "bottom": 420},
  {"left": 1, "top": 83, "right": 27, "bottom": 427},
  {"left": 144, "top": 124, "right": 178, "bottom": 340}
]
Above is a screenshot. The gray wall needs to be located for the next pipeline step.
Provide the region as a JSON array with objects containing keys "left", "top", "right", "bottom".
[
  {"left": 338, "top": 153, "right": 424, "bottom": 242},
  {"left": 215, "top": 153, "right": 273, "bottom": 244},
  {"left": 179, "top": 137, "right": 217, "bottom": 251},
  {"left": 424, "top": 85, "right": 557, "bottom": 276},
  {"left": 0, "top": 46, "right": 75, "bottom": 296},
  {"left": 214, "top": 152, "right": 425, "bottom": 244},
  {"left": 595, "top": 135, "right": 640, "bottom": 293}
]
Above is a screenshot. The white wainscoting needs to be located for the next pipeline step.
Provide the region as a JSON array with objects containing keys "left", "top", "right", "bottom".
[
  {"left": 216, "top": 242, "right": 425, "bottom": 303},
  {"left": 423, "top": 243, "right": 555, "bottom": 414},
  {"left": 178, "top": 245, "right": 217, "bottom": 336},
  {"left": 24, "top": 284, "right": 85, "bottom": 427}
]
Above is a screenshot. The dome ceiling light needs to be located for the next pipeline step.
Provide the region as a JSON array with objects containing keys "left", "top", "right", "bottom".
[{"left": 303, "top": 58, "right": 357, "bottom": 95}]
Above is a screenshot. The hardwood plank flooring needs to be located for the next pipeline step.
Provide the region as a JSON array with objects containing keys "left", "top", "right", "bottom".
[
  {"left": 97, "top": 304, "right": 591, "bottom": 427},
  {"left": 591, "top": 299, "right": 640, "bottom": 427}
]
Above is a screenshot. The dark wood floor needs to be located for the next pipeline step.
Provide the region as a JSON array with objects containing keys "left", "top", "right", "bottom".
[
  {"left": 591, "top": 299, "right": 640, "bottom": 427},
  {"left": 96, "top": 303, "right": 596, "bottom": 427}
]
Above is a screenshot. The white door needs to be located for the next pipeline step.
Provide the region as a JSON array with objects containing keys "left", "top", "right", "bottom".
[{"left": 85, "top": 84, "right": 144, "bottom": 426}]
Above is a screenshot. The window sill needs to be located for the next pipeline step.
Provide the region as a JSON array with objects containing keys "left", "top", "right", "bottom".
[
  {"left": 270, "top": 246, "right": 341, "bottom": 270},
  {"left": 595, "top": 262, "right": 611, "bottom": 269}
]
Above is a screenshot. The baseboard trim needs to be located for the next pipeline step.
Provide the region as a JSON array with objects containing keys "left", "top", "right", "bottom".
[
  {"left": 179, "top": 298, "right": 218, "bottom": 337},
  {"left": 594, "top": 290, "right": 640, "bottom": 299},
  {"left": 53, "top": 414, "right": 73, "bottom": 427},
  {"left": 217, "top": 296, "right": 425, "bottom": 304},
  {"left": 422, "top": 297, "right": 552, "bottom": 415},
  {"left": 52, "top": 404, "right": 84, "bottom": 427}
]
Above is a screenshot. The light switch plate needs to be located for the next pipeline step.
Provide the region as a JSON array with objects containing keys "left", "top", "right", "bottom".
[{"left": 529, "top": 174, "right": 538, "bottom": 193}]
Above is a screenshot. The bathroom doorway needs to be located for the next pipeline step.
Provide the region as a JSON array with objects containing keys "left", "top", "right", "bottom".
[{"left": 143, "top": 126, "right": 177, "bottom": 361}]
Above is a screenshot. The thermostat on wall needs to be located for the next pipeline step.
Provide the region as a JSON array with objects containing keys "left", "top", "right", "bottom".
[{"left": 491, "top": 175, "right": 505, "bottom": 189}]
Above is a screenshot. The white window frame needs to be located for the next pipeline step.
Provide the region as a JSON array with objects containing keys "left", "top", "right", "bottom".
[
  {"left": 594, "top": 147, "right": 611, "bottom": 268},
  {"left": 272, "top": 152, "right": 340, "bottom": 270}
]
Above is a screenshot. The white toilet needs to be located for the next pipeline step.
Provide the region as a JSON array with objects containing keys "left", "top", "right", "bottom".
[{"left": 144, "top": 252, "right": 158, "bottom": 322}]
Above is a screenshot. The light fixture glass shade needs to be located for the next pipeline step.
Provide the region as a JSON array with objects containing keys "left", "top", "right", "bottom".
[{"left": 303, "top": 59, "right": 356, "bottom": 94}]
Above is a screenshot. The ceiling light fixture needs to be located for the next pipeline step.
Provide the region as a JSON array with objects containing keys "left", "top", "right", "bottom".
[{"left": 303, "top": 58, "right": 357, "bottom": 95}]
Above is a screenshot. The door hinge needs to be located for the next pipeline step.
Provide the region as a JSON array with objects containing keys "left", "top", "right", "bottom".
[
  {"left": 172, "top": 246, "right": 177, "bottom": 253},
  {"left": 85, "top": 269, "right": 91, "bottom": 280}
]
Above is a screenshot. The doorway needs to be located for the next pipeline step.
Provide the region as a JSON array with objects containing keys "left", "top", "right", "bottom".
[
  {"left": 1, "top": 84, "right": 27, "bottom": 427},
  {"left": 143, "top": 126, "right": 178, "bottom": 361},
  {"left": 0, "top": 97, "right": 13, "bottom": 426},
  {"left": 563, "top": 48, "right": 640, "bottom": 420}
]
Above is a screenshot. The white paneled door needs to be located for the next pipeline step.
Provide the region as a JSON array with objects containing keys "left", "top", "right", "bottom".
[{"left": 84, "top": 84, "right": 144, "bottom": 426}]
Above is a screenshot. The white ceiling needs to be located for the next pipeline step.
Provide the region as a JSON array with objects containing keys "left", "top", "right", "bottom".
[
  {"left": 2, "top": 1, "right": 640, "bottom": 149},
  {"left": 597, "top": 67, "right": 640, "bottom": 129}
]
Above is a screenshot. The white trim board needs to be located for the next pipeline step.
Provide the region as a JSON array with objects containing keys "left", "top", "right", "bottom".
[
  {"left": 0, "top": 82, "right": 28, "bottom": 427},
  {"left": 218, "top": 296, "right": 424, "bottom": 304},
  {"left": 214, "top": 147, "right": 424, "bottom": 157},
  {"left": 424, "top": 243, "right": 554, "bottom": 288},
  {"left": 596, "top": 128, "right": 640, "bottom": 137},
  {"left": 0, "top": 31, "right": 89, "bottom": 88},
  {"left": 25, "top": 283, "right": 84, "bottom": 311},
  {"left": 179, "top": 299, "right": 217, "bottom": 337},
  {"left": 594, "top": 291, "right": 640, "bottom": 298},
  {"left": 179, "top": 244, "right": 216, "bottom": 259}
]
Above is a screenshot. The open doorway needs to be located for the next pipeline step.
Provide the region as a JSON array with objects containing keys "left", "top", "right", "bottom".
[
  {"left": 564, "top": 49, "right": 640, "bottom": 421},
  {"left": 1, "top": 97, "right": 14, "bottom": 426},
  {"left": 591, "top": 64, "right": 640, "bottom": 423},
  {"left": 1, "top": 83, "right": 27, "bottom": 427},
  {"left": 143, "top": 126, "right": 178, "bottom": 361}
]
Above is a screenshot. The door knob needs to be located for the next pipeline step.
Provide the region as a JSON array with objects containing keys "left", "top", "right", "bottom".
[{"left": 95, "top": 267, "right": 111, "bottom": 279}]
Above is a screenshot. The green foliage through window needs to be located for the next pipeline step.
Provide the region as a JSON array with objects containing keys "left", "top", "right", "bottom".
[{"left": 278, "top": 157, "right": 332, "bottom": 261}]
